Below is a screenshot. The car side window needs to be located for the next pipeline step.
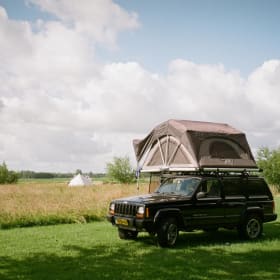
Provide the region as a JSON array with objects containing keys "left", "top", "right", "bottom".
[
  {"left": 198, "top": 179, "right": 221, "bottom": 198},
  {"left": 223, "top": 178, "right": 245, "bottom": 197}
]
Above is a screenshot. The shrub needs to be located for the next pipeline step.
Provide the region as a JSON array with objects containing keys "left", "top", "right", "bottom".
[
  {"left": 257, "top": 147, "right": 280, "bottom": 191},
  {"left": 0, "top": 162, "right": 18, "bottom": 184},
  {"left": 106, "top": 156, "right": 135, "bottom": 183}
]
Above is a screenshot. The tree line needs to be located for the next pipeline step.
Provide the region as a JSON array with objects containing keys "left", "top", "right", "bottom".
[
  {"left": 0, "top": 157, "right": 135, "bottom": 185},
  {"left": 0, "top": 162, "right": 106, "bottom": 184},
  {"left": 17, "top": 170, "right": 106, "bottom": 179},
  {"left": 18, "top": 170, "right": 74, "bottom": 179}
]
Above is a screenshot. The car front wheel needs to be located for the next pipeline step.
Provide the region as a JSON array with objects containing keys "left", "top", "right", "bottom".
[{"left": 157, "top": 218, "right": 178, "bottom": 247}]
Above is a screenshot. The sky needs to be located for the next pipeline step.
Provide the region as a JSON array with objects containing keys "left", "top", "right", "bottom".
[{"left": 0, "top": 0, "right": 280, "bottom": 173}]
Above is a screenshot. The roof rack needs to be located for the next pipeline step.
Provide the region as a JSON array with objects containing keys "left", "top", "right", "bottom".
[
  {"left": 145, "top": 168, "right": 262, "bottom": 193},
  {"left": 146, "top": 168, "right": 262, "bottom": 179}
]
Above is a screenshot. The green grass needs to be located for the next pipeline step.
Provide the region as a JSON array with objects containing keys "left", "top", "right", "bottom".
[
  {"left": 1, "top": 198, "right": 280, "bottom": 280},
  {"left": 0, "top": 187, "right": 279, "bottom": 280}
]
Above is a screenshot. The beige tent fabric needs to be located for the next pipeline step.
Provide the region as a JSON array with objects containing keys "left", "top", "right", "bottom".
[{"left": 133, "top": 119, "right": 257, "bottom": 172}]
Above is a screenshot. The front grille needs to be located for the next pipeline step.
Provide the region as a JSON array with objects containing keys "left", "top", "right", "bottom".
[{"left": 115, "top": 203, "right": 138, "bottom": 216}]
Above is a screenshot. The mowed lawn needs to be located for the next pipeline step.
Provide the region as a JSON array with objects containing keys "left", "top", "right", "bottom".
[{"left": 1, "top": 198, "right": 280, "bottom": 280}]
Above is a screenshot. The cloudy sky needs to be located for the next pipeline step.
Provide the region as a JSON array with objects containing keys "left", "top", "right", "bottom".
[{"left": 0, "top": 0, "right": 280, "bottom": 173}]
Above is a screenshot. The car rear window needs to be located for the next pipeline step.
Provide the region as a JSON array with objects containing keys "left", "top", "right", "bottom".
[{"left": 246, "top": 178, "right": 269, "bottom": 196}]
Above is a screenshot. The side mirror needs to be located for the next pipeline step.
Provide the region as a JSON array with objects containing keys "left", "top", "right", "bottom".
[{"left": 196, "top": 191, "right": 206, "bottom": 199}]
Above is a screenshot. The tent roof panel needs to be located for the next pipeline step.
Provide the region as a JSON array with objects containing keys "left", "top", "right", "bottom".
[{"left": 133, "top": 119, "right": 257, "bottom": 172}]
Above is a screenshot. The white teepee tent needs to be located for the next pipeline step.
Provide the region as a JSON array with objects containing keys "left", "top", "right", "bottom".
[{"left": 68, "top": 174, "right": 92, "bottom": 187}]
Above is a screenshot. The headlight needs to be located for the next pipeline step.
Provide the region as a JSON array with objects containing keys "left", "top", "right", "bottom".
[
  {"left": 109, "top": 203, "right": 115, "bottom": 215},
  {"left": 137, "top": 206, "right": 145, "bottom": 215},
  {"left": 136, "top": 206, "right": 145, "bottom": 218}
]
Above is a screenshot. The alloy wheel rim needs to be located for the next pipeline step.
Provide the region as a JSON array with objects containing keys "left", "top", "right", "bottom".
[
  {"left": 167, "top": 224, "right": 178, "bottom": 245},
  {"left": 247, "top": 218, "right": 260, "bottom": 239}
]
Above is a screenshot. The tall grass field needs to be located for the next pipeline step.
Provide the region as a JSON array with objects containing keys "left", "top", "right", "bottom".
[{"left": 0, "top": 180, "right": 149, "bottom": 229}]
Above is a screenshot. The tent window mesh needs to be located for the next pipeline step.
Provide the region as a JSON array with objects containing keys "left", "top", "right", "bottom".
[{"left": 209, "top": 141, "right": 240, "bottom": 159}]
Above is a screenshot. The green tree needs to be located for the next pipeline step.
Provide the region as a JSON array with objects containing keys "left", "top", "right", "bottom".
[
  {"left": 0, "top": 162, "right": 18, "bottom": 184},
  {"left": 257, "top": 147, "right": 280, "bottom": 190},
  {"left": 106, "top": 156, "right": 135, "bottom": 183}
]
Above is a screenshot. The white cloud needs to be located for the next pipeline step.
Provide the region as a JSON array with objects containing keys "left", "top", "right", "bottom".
[
  {"left": 246, "top": 60, "right": 280, "bottom": 119},
  {"left": 0, "top": 2, "right": 280, "bottom": 172},
  {"left": 28, "top": 0, "right": 139, "bottom": 46},
  {"left": 165, "top": 60, "right": 247, "bottom": 123},
  {"left": 0, "top": 6, "right": 33, "bottom": 67},
  {"left": 0, "top": 98, "right": 4, "bottom": 111},
  {"left": 244, "top": 60, "right": 280, "bottom": 148}
]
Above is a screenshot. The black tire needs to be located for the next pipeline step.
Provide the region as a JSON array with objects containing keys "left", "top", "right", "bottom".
[
  {"left": 238, "top": 214, "right": 263, "bottom": 240},
  {"left": 118, "top": 228, "right": 138, "bottom": 240},
  {"left": 157, "top": 218, "right": 178, "bottom": 247}
]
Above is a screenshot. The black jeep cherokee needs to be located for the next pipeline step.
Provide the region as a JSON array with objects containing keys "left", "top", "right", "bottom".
[{"left": 107, "top": 173, "right": 277, "bottom": 247}]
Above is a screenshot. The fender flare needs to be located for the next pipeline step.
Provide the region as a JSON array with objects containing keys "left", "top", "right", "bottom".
[
  {"left": 154, "top": 208, "right": 184, "bottom": 228},
  {"left": 240, "top": 206, "right": 264, "bottom": 223}
]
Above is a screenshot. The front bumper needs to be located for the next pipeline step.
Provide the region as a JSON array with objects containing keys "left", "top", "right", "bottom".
[{"left": 107, "top": 214, "right": 153, "bottom": 232}]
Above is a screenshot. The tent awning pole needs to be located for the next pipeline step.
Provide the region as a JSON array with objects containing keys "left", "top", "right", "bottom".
[
  {"left": 158, "top": 138, "right": 165, "bottom": 165},
  {"left": 167, "top": 142, "right": 181, "bottom": 165}
]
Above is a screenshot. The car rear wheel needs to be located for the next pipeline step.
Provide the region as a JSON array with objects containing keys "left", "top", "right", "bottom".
[
  {"left": 118, "top": 228, "right": 138, "bottom": 240},
  {"left": 157, "top": 218, "right": 178, "bottom": 247},
  {"left": 239, "top": 214, "right": 263, "bottom": 240}
]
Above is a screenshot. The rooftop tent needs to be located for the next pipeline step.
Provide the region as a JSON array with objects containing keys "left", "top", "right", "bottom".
[
  {"left": 68, "top": 174, "right": 92, "bottom": 187},
  {"left": 133, "top": 119, "right": 257, "bottom": 172}
]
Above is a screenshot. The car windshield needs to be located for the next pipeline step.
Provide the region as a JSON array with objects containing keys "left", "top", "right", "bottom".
[{"left": 156, "top": 177, "right": 201, "bottom": 196}]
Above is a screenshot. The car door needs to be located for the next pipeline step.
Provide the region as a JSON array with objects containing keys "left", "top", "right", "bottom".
[
  {"left": 222, "top": 178, "right": 246, "bottom": 226},
  {"left": 188, "top": 178, "right": 224, "bottom": 228}
]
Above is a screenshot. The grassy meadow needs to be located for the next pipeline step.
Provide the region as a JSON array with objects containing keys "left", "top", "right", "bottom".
[
  {"left": 0, "top": 179, "right": 149, "bottom": 229},
  {"left": 0, "top": 179, "right": 280, "bottom": 279}
]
